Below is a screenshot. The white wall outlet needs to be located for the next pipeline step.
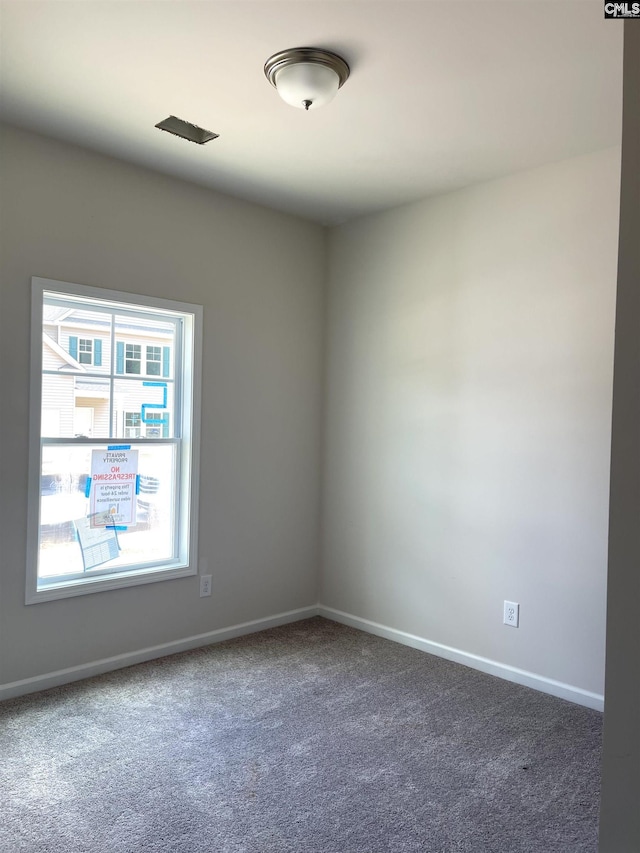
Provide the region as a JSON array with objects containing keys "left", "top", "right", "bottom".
[
  {"left": 504, "top": 600, "right": 519, "bottom": 627},
  {"left": 199, "top": 575, "right": 212, "bottom": 597}
]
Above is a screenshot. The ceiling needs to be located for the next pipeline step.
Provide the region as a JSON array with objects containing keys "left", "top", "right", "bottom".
[{"left": 0, "top": 1, "right": 623, "bottom": 225}]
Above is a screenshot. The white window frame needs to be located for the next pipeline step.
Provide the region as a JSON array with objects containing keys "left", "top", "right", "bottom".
[{"left": 26, "top": 277, "right": 203, "bottom": 604}]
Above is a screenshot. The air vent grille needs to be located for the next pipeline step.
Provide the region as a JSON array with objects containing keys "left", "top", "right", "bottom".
[{"left": 155, "top": 116, "right": 219, "bottom": 145}]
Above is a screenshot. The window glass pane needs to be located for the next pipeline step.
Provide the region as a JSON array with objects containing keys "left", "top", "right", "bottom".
[
  {"left": 38, "top": 442, "right": 177, "bottom": 583},
  {"left": 111, "top": 379, "right": 174, "bottom": 439}
]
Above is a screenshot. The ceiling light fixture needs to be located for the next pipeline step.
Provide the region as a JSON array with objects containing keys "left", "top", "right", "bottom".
[{"left": 264, "top": 47, "right": 350, "bottom": 111}]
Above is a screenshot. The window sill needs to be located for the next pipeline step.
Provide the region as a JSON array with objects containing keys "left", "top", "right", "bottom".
[{"left": 26, "top": 562, "right": 196, "bottom": 605}]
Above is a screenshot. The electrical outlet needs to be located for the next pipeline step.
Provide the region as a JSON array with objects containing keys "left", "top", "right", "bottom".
[
  {"left": 504, "top": 600, "right": 519, "bottom": 627},
  {"left": 200, "top": 575, "right": 212, "bottom": 597}
]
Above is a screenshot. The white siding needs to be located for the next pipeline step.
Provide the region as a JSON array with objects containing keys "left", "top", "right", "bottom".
[{"left": 41, "top": 374, "right": 75, "bottom": 437}]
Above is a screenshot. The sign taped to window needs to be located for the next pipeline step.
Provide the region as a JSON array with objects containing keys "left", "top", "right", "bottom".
[
  {"left": 74, "top": 515, "right": 120, "bottom": 570},
  {"left": 90, "top": 447, "right": 139, "bottom": 527}
]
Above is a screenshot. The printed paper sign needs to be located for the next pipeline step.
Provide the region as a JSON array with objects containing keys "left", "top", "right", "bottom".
[
  {"left": 75, "top": 515, "right": 120, "bottom": 569},
  {"left": 90, "top": 448, "right": 139, "bottom": 527}
]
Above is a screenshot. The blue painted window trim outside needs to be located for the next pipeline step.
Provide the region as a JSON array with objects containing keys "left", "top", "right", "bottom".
[{"left": 116, "top": 341, "right": 124, "bottom": 373}]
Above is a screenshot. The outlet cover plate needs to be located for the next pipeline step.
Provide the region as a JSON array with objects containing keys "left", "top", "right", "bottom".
[
  {"left": 200, "top": 575, "right": 212, "bottom": 597},
  {"left": 504, "top": 600, "right": 519, "bottom": 627}
]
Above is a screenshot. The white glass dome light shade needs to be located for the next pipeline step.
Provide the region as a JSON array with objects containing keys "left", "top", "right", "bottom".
[
  {"left": 274, "top": 62, "right": 340, "bottom": 110},
  {"left": 264, "top": 48, "right": 350, "bottom": 111}
]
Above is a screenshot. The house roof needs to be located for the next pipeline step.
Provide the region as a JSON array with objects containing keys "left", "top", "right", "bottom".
[
  {"left": 43, "top": 306, "right": 73, "bottom": 323},
  {"left": 0, "top": 1, "right": 623, "bottom": 224},
  {"left": 42, "top": 333, "right": 85, "bottom": 372}
]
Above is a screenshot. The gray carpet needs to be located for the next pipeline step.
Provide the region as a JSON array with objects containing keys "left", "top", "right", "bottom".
[{"left": 0, "top": 617, "right": 602, "bottom": 852}]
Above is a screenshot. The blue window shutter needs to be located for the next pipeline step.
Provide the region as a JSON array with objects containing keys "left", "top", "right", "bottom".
[
  {"left": 162, "top": 347, "right": 170, "bottom": 378},
  {"left": 94, "top": 339, "right": 102, "bottom": 367},
  {"left": 69, "top": 336, "right": 78, "bottom": 359},
  {"left": 116, "top": 341, "right": 124, "bottom": 374},
  {"left": 162, "top": 418, "right": 169, "bottom": 438}
]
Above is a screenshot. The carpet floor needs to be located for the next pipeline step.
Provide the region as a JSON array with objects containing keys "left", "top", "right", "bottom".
[{"left": 0, "top": 617, "right": 602, "bottom": 852}]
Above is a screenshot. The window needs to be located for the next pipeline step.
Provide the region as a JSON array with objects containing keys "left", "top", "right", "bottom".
[
  {"left": 115, "top": 343, "right": 170, "bottom": 377},
  {"left": 144, "top": 411, "right": 169, "bottom": 438},
  {"left": 78, "top": 338, "right": 93, "bottom": 364},
  {"left": 125, "top": 343, "right": 141, "bottom": 374},
  {"left": 124, "top": 411, "right": 142, "bottom": 438},
  {"left": 68, "top": 336, "right": 102, "bottom": 367},
  {"left": 123, "top": 410, "right": 168, "bottom": 438},
  {"left": 27, "top": 278, "right": 203, "bottom": 603},
  {"left": 146, "top": 346, "right": 162, "bottom": 376}
]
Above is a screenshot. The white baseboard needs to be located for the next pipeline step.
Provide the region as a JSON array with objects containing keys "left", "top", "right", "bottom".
[
  {"left": 0, "top": 605, "right": 319, "bottom": 702},
  {"left": 1, "top": 604, "right": 604, "bottom": 712},
  {"left": 319, "top": 605, "right": 604, "bottom": 712}
]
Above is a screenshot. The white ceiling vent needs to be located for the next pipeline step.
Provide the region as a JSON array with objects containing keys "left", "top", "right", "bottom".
[{"left": 155, "top": 116, "right": 219, "bottom": 145}]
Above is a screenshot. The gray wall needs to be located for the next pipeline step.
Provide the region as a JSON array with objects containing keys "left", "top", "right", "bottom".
[
  {"left": 0, "top": 121, "right": 625, "bottom": 710},
  {"left": 322, "top": 147, "right": 620, "bottom": 696},
  {"left": 0, "top": 125, "right": 325, "bottom": 685},
  {"left": 599, "top": 22, "right": 640, "bottom": 853}
]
